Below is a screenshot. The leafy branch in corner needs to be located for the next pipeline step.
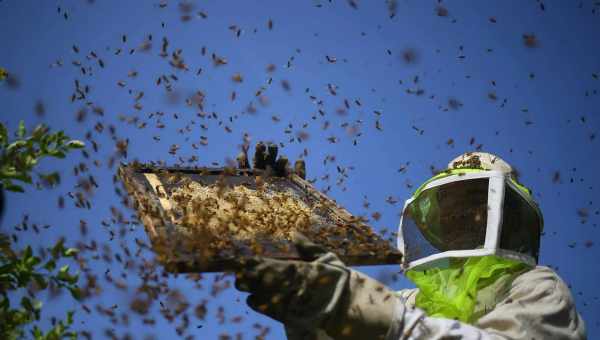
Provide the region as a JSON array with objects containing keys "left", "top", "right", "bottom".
[
  {"left": 0, "top": 120, "right": 84, "bottom": 339},
  {"left": 0, "top": 236, "right": 81, "bottom": 339},
  {"left": 0, "top": 121, "right": 85, "bottom": 192}
]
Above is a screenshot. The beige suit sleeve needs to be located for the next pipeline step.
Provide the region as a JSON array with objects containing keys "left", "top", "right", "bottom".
[{"left": 386, "top": 266, "right": 586, "bottom": 340}]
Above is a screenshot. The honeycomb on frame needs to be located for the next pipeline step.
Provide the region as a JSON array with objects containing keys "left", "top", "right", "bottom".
[{"left": 119, "top": 162, "right": 402, "bottom": 273}]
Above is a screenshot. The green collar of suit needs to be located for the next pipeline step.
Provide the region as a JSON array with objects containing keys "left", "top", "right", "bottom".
[{"left": 405, "top": 255, "right": 531, "bottom": 323}]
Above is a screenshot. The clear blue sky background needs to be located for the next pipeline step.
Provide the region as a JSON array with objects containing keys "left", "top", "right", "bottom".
[{"left": 1, "top": 0, "right": 599, "bottom": 339}]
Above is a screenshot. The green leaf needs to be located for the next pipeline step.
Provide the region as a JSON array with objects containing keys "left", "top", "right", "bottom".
[
  {"left": 3, "top": 182, "right": 24, "bottom": 192},
  {"left": 23, "top": 246, "right": 33, "bottom": 259},
  {"left": 0, "top": 296, "right": 9, "bottom": 309},
  {"left": 43, "top": 259, "right": 56, "bottom": 271},
  {"left": 68, "top": 286, "right": 82, "bottom": 300},
  {"left": 57, "top": 265, "right": 79, "bottom": 285},
  {"left": 30, "top": 124, "right": 47, "bottom": 140},
  {"left": 1, "top": 167, "right": 18, "bottom": 178},
  {"left": 0, "top": 122, "right": 7, "bottom": 146},
  {"left": 25, "top": 254, "right": 41, "bottom": 267},
  {"left": 32, "top": 273, "right": 48, "bottom": 289},
  {"left": 63, "top": 248, "right": 78, "bottom": 257},
  {"left": 16, "top": 121, "right": 26, "bottom": 139},
  {"left": 51, "top": 238, "right": 65, "bottom": 258},
  {"left": 64, "top": 273, "right": 78, "bottom": 285},
  {"left": 25, "top": 154, "right": 38, "bottom": 168},
  {"left": 19, "top": 172, "right": 33, "bottom": 184},
  {"left": 47, "top": 150, "right": 66, "bottom": 159},
  {"left": 66, "top": 140, "right": 85, "bottom": 149},
  {"left": 32, "top": 327, "right": 43, "bottom": 339},
  {"left": 58, "top": 264, "right": 69, "bottom": 275},
  {"left": 21, "top": 296, "right": 34, "bottom": 313},
  {"left": 6, "top": 140, "right": 27, "bottom": 153}
]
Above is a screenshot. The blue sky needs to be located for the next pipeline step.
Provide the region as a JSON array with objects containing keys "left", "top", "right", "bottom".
[{"left": 1, "top": 0, "right": 599, "bottom": 338}]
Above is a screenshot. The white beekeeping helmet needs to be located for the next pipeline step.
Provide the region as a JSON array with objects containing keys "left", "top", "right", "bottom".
[{"left": 397, "top": 152, "right": 543, "bottom": 271}]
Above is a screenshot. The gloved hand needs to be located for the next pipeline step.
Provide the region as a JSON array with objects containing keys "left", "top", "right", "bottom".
[
  {"left": 236, "top": 141, "right": 306, "bottom": 179},
  {"left": 235, "top": 232, "right": 397, "bottom": 340}
]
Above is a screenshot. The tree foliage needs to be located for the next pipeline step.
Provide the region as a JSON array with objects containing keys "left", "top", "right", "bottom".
[
  {"left": 0, "top": 121, "right": 84, "bottom": 193},
  {"left": 0, "top": 121, "right": 84, "bottom": 339},
  {"left": 0, "top": 236, "right": 81, "bottom": 339}
]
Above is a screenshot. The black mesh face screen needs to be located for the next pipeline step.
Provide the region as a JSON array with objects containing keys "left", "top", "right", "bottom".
[
  {"left": 499, "top": 185, "right": 541, "bottom": 261},
  {"left": 402, "top": 178, "right": 489, "bottom": 263}
]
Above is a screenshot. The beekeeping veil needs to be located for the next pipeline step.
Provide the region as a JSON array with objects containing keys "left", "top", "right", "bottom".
[{"left": 397, "top": 152, "right": 543, "bottom": 322}]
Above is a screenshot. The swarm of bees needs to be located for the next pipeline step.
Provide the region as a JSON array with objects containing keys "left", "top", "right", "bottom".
[{"left": 4, "top": 1, "right": 598, "bottom": 339}]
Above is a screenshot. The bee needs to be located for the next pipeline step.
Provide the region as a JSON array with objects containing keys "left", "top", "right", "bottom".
[
  {"left": 231, "top": 73, "right": 243, "bottom": 83},
  {"left": 436, "top": 5, "right": 449, "bottom": 17},
  {"left": 522, "top": 33, "right": 538, "bottom": 48}
]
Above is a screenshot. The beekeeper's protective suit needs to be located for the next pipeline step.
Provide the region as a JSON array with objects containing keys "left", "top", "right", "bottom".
[{"left": 235, "top": 152, "right": 586, "bottom": 340}]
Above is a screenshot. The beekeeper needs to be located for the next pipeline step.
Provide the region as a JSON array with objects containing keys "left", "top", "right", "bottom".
[{"left": 235, "top": 152, "right": 586, "bottom": 340}]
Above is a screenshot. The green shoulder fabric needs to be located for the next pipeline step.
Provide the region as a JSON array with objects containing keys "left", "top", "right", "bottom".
[{"left": 405, "top": 255, "right": 530, "bottom": 323}]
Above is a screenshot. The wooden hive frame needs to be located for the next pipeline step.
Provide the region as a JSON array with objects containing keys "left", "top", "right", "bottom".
[{"left": 119, "top": 162, "right": 402, "bottom": 273}]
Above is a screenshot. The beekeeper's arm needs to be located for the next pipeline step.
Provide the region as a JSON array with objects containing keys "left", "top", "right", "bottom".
[
  {"left": 234, "top": 233, "right": 395, "bottom": 340},
  {"left": 235, "top": 235, "right": 585, "bottom": 340}
]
